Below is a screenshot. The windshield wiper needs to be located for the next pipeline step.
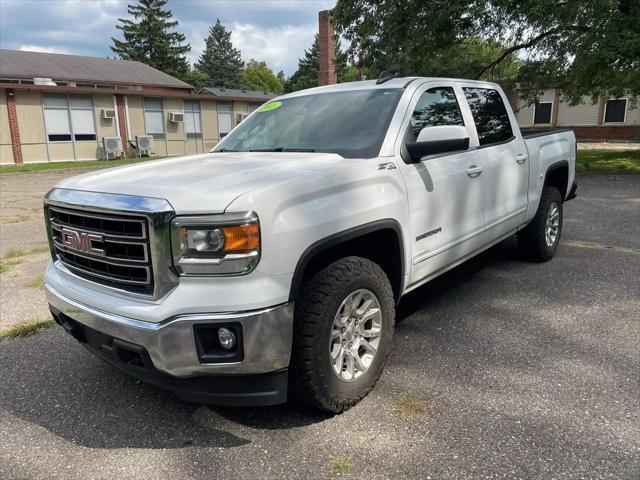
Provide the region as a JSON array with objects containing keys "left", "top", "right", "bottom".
[
  {"left": 249, "top": 147, "right": 316, "bottom": 152},
  {"left": 213, "top": 148, "right": 242, "bottom": 153}
]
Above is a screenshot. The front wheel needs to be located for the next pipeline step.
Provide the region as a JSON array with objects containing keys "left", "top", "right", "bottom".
[
  {"left": 289, "top": 256, "right": 395, "bottom": 413},
  {"left": 518, "top": 186, "right": 563, "bottom": 262}
]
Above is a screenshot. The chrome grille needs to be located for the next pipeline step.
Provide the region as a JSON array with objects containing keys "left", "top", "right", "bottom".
[{"left": 47, "top": 206, "right": 153, "bottom": 295}]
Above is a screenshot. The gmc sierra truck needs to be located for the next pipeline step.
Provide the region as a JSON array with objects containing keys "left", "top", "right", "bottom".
[{"left": 44, "top": 77, "right": 577, "bottom": 413}]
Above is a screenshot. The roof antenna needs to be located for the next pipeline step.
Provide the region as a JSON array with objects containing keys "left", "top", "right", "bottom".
[{"left": 376, "top": 70, "right": 396, "bottom": 84}]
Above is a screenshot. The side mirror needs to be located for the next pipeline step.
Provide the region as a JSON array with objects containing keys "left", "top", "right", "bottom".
[{"left": 406, "top": 125, "right": 470, "bottom": 162}]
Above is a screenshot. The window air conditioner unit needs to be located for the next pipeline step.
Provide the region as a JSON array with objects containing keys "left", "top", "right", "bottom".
[
  {"left": 33, "top": 77, "right": 57, "bottom": 86},
  {"left": 237, "top": 113, "right": 249, "bottom": 123},
  {"left": 136, "top": 135, "right": 154, "bottom": 156},
  {"left": 169, "top": 112, "right": 184, "bottom": 123},
  {"left": 102, "top": 137, "right": 123, "bottom": 160},
  {"left": 102, "top": 108, "right": 116, "bottom": 119}
]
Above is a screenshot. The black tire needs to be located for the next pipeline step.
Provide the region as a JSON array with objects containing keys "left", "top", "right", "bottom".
[
  {"left": 289, "top": 256, "right": 395, "bottom": 413},
  {"left": 518, "top": 186, "right": 563, "bottom": 262}
]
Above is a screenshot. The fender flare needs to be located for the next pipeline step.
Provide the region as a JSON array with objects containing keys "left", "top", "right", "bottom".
[
  {"left": 288, "top": 219, "right": 406, "bottom": 302},
  {"left": 543, "top": 160, "right": 569, "bottom": 198}
]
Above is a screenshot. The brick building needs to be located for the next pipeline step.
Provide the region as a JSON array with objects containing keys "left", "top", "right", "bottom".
[
  {"left": 512, "top": 88, "right": 640, "bottom": 141},
  {"left": 0, "top": 49, "right": 276, "bottom": 164}
]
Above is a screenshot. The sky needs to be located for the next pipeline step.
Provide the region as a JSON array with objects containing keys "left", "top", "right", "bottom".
[{"left": 0, "top": 0, "right": 337, "bottom": 76}]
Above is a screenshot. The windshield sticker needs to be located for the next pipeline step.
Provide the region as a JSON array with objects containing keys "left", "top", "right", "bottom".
[{"left": 257, "top": 101, "right": 282, "bottom": 112}]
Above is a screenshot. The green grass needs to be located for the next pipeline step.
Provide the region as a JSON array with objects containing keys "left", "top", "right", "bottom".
[
  {"left": 3, "top": 248, "right": 26, "bottom": 258},
  {"left": 0, "top": 259, "right": 21, "bottom": 273},
  {"left": 0, "top": 319, "right": 55, "bottom": 340},
  {"left": 26, "top": 275, "right": 44, "bottom": 290},
  {"left": 0, "top": 156, "right": 162, "bottom": 174},
  {"left": 576, "top": 149, "right": 640, "bottom": 174},
  {"left": 0, "top": 247, "right": 49, "bottom": 273},
  {"left": 329, "top": 456, "right": 352, "bottom": 476}
]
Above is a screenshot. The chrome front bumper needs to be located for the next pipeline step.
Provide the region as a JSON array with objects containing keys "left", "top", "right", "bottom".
[{"left": 45, "top": 283, "right": 294, "bottom": 378}]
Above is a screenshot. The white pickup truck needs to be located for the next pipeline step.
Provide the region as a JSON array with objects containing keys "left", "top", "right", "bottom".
[{"left": 44, "top": 76, "right": 577, "bottom": 412}]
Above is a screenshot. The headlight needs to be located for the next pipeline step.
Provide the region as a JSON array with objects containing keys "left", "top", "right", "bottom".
[{"left": 171, "top": 212, "right": 260, "bottom": 275}]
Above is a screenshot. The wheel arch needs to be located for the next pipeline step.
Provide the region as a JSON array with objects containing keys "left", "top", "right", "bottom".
[
  {"left": 543, "top": 160, "right": 570, "bottom": 199},
  {"left": 289, "top": 219, "right": 406, "bottom": 304}
]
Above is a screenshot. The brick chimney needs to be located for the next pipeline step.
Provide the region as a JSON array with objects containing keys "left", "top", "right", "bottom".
[{"left": 318, "top": 10, "right": 337, "bottom": 86}]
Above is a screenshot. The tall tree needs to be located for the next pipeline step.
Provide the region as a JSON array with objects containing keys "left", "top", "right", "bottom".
[
  {"left": 195, "top": 19, "right": 244, "bottom": 88},
  {"left": 284, "top": 35, "right": 349, "bottom": 93},
  {"left": 242, "top": 60, "right": 283, "bottom": 93},
  {"left": 111, "top": 0, "right": 191, "bottom": 81},
  {"left": 332, "top": 0, "right": 640, "bottom": 104}
]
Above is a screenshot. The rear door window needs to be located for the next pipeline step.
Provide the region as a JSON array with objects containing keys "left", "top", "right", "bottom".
[{"left": 463, "top": 88, "right": 514, "bottom": 146}]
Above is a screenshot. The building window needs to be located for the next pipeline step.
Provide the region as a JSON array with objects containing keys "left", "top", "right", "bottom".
[
  {"left": 248, "top": 104, "right": 259, "bottom": 114},
  {"left": 144, "top": 98, "right": 165, "bottom": 139},
  {"left": 43, "top": 94, "right": 96, "bottom": 142},
  {"left": 184, "top": 100, "right": 202, "bottom": 138},
  {"left": 463, "top": 87, "right": 514, "bottom": 146},
  {"left": 604, "top": 99, "right": 627, "bottom": 123},
  {"left": 218, "top": 102, "right": 233, "bottom": 138},
  {"left": 533, "top": 102, "right": 553, "bottom": 124}
]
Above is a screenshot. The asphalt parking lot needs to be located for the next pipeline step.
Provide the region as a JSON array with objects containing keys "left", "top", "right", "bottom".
[{"left": 0, "top": 172, "right": 639, "bottom": 479}]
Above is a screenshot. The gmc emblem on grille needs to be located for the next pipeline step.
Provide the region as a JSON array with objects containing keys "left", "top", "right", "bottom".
[{"left": 60, "top": 228, "right": 105, "bottom": 257}]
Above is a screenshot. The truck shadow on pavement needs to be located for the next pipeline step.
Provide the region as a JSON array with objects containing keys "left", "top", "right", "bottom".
[
  {"left": 0, "top": 240, "right": 517, "bottom": 450},
  {"left": 2, "top": 235, "right": 637, "bottom": 454}
]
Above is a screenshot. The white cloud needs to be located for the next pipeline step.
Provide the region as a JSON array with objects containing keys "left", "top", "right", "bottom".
[
  {"left": 231, "top": 23, "right": 317, "bottom": 74},
  {"left": 3, "top": 1, "right": 332, "bottom": 76},
  {"left": 18, "top": 45, "right": 73, "bottom": 55}
]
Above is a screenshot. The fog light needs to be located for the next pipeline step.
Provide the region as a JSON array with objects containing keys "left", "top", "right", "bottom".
[{"left": 218, "top": 327, "right": 236, "bottom": 350}]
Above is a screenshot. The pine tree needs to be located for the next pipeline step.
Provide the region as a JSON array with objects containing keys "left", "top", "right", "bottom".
[
  {"left": 195, "top": 19, "right": 244, "bottom": 89},
  {"left": 284, "top": 35, "right": 348, "bottom": 93},
  {"left": 111, "top": 0, "right": 191, "bottom": 81}
]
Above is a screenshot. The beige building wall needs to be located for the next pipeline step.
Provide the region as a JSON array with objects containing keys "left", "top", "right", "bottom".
[
  {"left": 94, "top": 94, "right": 118, "bottom": 153},
  {"left": 0, "top": 145, "right": 13, "bottom": 164},
  {"left": 0, "top": 88, "right": 13, "bottom": 164},
  {"left": 164, "top": 97, "right": 186, "bottom": 156},
  {"left": 619, "top": 101, "right": 639, "bottom": 125},
  {"left": 48, "top": 142, "right": 74, "bottom": 162},
  {"left": 515, "top": 89, "right": 555, "bottom": 126},
  {"left": 126, "top": 95, "right": 145, "bottom": 140},
  {"left": 75, "top": 142, "right": 99, "bottom": 161},
  {"left": 15, "top": 90, "right": 48, "bottom": 163},
  {"left": 202, "top": 99, "right": 219, "bottom": 151},
  {"left": 557, "top": 96, "right": 600, "bottom": 126}
]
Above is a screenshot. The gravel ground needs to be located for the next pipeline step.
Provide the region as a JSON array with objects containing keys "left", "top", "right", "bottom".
[
  {"left": 0, "top": 168, "right": 99, "bottom": 330},
  {"left": 0, "top": 171, "right": 639, "bottom": 479}
]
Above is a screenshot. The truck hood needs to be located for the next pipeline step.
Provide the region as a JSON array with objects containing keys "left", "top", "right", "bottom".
[{"left": 55, "top": 152, "right": 346, "bottom": 213}]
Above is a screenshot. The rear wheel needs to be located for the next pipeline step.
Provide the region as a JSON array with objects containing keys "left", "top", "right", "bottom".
[
  {"left": 289, "top": 256, "right": 395, "bottom": 413},
  {"left": 518, "top": 186, "right": 563, "bottom": 262}
]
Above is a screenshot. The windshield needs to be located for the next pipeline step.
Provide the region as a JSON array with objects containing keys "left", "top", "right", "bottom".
[{"left": 214, "top": 89, "right": 402, "bottom": 158}]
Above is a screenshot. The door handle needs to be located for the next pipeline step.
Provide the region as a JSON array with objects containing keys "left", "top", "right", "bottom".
[
  {"left": 466, "top": 165, "right": 483, "bottom": 178},
  {"left": 516, "top": 154, "right": 528, "bottom": 164}
]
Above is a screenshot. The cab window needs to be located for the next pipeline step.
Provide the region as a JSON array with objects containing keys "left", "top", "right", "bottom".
[{"left": 409, "top": 87, "right": 464, "bottom": 139}]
